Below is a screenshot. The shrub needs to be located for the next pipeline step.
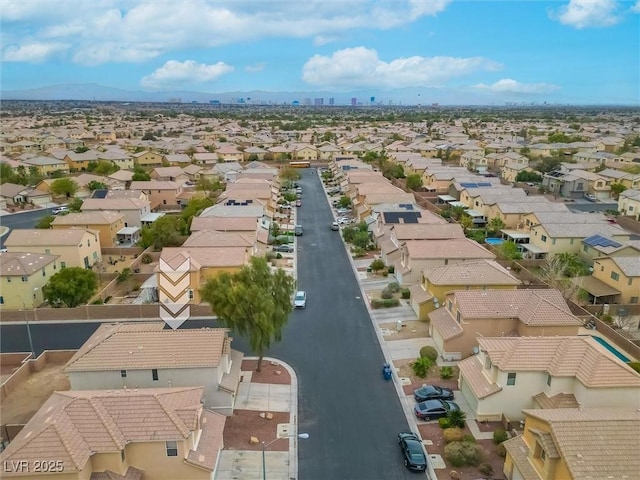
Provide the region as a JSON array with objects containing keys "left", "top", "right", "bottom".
[
  {"left": 276, "top": 253, "right": 282, "bottom": 259},
  {"left": 380, "top": 287, "right": 394, "bottom": 299},
  {"left": 446, "top": 409, "right": 467, "bottom": 429},
  {"left": 496, "top": 443, "right": 507, "bottom": 457},
  {"left": 462, "top": 434, "right": 476, "bottom": 443},
  {"left": 440, "top": 366, "right": 454, "bottom": 379},
  {"left": 411, "top": 356, "right": 433, "bottom": 378},
  {"left": 387, "top": 281, "right": 401, "bottom": 293},
  {"left": 420, "top": 346, "right": 439, "bottom": 361},
  {"left": 265, "top": 252, "right": 276, "bottom": 261},
  {"left": 400, "top": 288, "right": 410, "bottom": 299},
  {"left": 493, "top": 429, "right": 509, "bottom": 444},
  {"left": 438, "top": 418, "right": 450, "bottom": 429},
  {"left": 141, "top": 253, "right": 153, "bottom": 264},
  {"left": 442, "top": 428, "right": 463, "bottom": 443},
  {"left": 370, "top": 259, "right": 385, "bottom": 272},
  {"left": 444, "top": 441, "right": 483, "bottom": 467},
  {"left": 371, "top": 298, "right": 385, "bottom": 309},
  {"left": 383, "top": 298, "right": 400, "bottom": 308},
  {"left": 381, "top": 269, "right": 389, "bottom": 276},
  {"left": 387, "top": 265, "right": 395, "bottom": 274},
  {"left": 479, "top": 463, "right": 494, "bottom": 476}
]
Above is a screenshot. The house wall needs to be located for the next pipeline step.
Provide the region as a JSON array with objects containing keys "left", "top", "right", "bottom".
[
  {"left": 90, "top": 451, "right": 127, "bottom": 476},
  {"left": 520, "top": 417, "right": 573, "bottom": 480},
  {"left": 140, "top": 188, "right": 181, "bottom": 210},
  {"left": 572, "top": 382, "right": 640, "bottom": 409},
  {"left": 518, "top": 324, "right": 579, "bottom": 337},
  {"left": 592, "top": 258, "right": 638, "bottom": 304},
  {"left": 53, "top": 220, "right": 123, "bottom": 248},
  {"left": 6, "top": 241, "right": 101, "bottom": 270},
  {"left": 0, "top": 261, "right": 59, "bottom": 309},
  {"left": 125, "top": 440, "right": 211, "bottom": 480},
  {"left": 134, "top": 152, "right": 163, "bottom": 167},
  {"left": 618, "top": 196, "right": 640, "bottom": 220},
  {"left": 477, "top": 370, "right": 542, "bottom": 421}
]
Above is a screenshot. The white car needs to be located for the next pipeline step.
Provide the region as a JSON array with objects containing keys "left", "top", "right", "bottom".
[
  {"left": 584, "top": 193, "right": 597, "bottom": 202},
  {"left": 293, "top": 291, "right": 307, "bottom": 308},
  {"left": 337, "top": 217, "right": 352, "bottom": 225},
  {"left": 52, "top": 206, "right": 69, "bottom": 215}
]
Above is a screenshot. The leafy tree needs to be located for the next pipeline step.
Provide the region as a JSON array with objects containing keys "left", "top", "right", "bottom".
[
  {"left": 87, "top": 160, "right": 119, "bottom": 176},
  {"left": 44, "top": 267, "right": 98, "bottom": 308},
  {"left": 74, "top": 145, "right": 89, "bottom": 153},
  {"left": 610, "top": 182, "right": 627, "bottom": 199},
  {"left": 459, "top": 214, "right": 473, "bottom": 232},
  {"left": 282, "top": 192, "right": 297, "bottom": 203},
  {"left": 370, "top": 259, "right": 385, "bottom": 273},
  {"left": 139, "top": 215, "right": 186, "bottom": 250},
  {"left": 132, "top": 170, "right": 151, "bottom": 181},
  {"left": 498, "top": 241, "right": 522, "bottom": 260},
  {"left": 338, "top": 196, "right": 352, "bottom": 208},
  {"left": 50, "top": 178, "right": 78, "bottom": 198},
  {"left": 49, "top": 170, "right": 66, "bottom": 179},
  {"left": 446, "top": 409, "right": 467, "bottom": 429},
  {"left": 487, "top": 217, "right": 506, "bottom": 234},
  {"left": 0, "top": 162, "right": 16, "bottom": 184},
  {"left": 180, "top": 196, "right": 214, "bottom": 233},
  {"left": 196, "top": 177, "right": 222, "bottom": 198},
  {"left": 68, "top": 197, "right": 84, "bottom": 212},
  {"left": 36, "top": 215, "right": 55, "bottom": 229},
  {"left": 87, "top": 181, "right": 107, "bottom": 191},
  {"left": 534, "top": 157, "right": 562, "bottom": 174},
  {"left": 406, "top": 173, "right": 423, "bottom": 191},
  {"left": 200, "top": 256, "right": 295, "bottom": 371},
  {"left": 142, "top": 131, "right": 157, "bottom": 141},
  {"left": 279, "top": 167, "right": 301, "bottom": 181},
  {"left": 515, "top": 171, "right": 542, "bottom": 183}
]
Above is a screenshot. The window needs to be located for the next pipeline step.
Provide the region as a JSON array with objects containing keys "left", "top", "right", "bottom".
[
  {"left": 583, "top": 245, "right": 588, "bottom": 252},
  {"left": 631, "top": 297, "right": 638, "bottom": 304},
  {"left": 188, "top": 289, "right": 194, "bottom": 300},
  {"left": 547, "top": 374, "right": 552, "bottom": 386},
  {"left": 88, "top": 239, "right": 90, "bottom": 247},
  {"left": 121, "top": 370, "right": 127, "bottom": 378},
  {"left": 93, "top": 252, "right": 98, "bottom": 260},
  {"left": 165, "top": 440, "right": 178, "bottom": 457},
  {"left": 0, "top": 296, "right": 3, "bottom": 304},
  {"left": 7, "top": 278, "right": 11, "bottom": 283},
  {"left": 610, "top": 271, "right": 619, "bottom": 281},
  {"left": 541, "top": 235, "right": 547, "bottom": 242},
  {"left": 456, "top": 311, "right": 461, "bottom": 323},
  {"left": 21, "top": 276, "right": 28, "bottom": 282},
  {"left": 152, "top": 369, "right": 159, "bottom": 381},
  {"left": 61, "top": 262, "right": 66, "bottom": 268},
  {"left": 447, "top": 300, "right": 452, "bottom": 312},
  {"left": 42, "top": 269, "right": 46, "bottom": 277},
  {"left": 121, "top": 450, "right": 126, "bottom": 462},
  {"left": 507, "top": 372, "right": 517, "bottom": 386},
  {"left": 45, "top": 249, "right": 51, "bottom": 254},
  {"left": 628, "top": 278, "right": 633, "bottom": 286}
]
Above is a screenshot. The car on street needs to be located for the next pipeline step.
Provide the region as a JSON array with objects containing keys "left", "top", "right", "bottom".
[
  {"left": 293, "top": 290, "right": 307, "bottom": 308},
  {"left": 336, "top": 208, "right": 351, "bottom": 215},
  {"left": 294, "top": 225, "right": 303, "bottom": 236},
  {"left": 52, "top": 206, "right": 69, "bottom": 215},
  {"left": 414, "top": 399, "right": 460, "bottom": 421},
  {"left": 336, "top": 217, "right": 352, "bottom": 225},
  {"left": 273, "top": 244, "right": 294, "bottom": 253},
  {"left": 397, "top": 432, "right": 427, "bottom": 472},
  {"left": 331, "top": 221, "right": 340, "bottom": 231},
  {"left": 584, "top": 193, "right": 597, "bottom": 202},
  {"left": 413, "top": 384, "right": 454, "bottom": 402},
  {"left": 296, "top": 199, "right": 302, "bottom": 207}
]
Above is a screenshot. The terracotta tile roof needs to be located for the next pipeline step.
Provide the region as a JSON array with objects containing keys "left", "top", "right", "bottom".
[
  {"left": 5, "top": 228, "right": 96, "bottom": 247},
  {"left": 408, "top": 285, "right": 432, "bottom": 305},
  {"left": 428, "top": 308, "right": 463, "bottom": 340},
  {"left": 457, "top": 354, "right": 502, "bottom": 399},
  {"left": 454, "top": 289, "right": 581, "bottom": 326},
  {"left": 0, "top": 252, "right": 58, "bottom": 276},
  {"left": 477, "top": 336, "right": 640, "bottom": 388},
  {"left": 183, "top": 230, "right": 255, "bottom": 248},
  {"left": 160, "top": 246, "right": 249, "bottom": 269},
  {"left": 424, "top": 259, "right": 521, "bottom": 286},
  {"left": 52, "top": 211, "right": 124, "bottom": 225},
  {"left": 91, "top": 466, "right": 144, "bottom": 480},
  {"left": 522, "top": 408, "right": 640, "bottom": 479},
  {"left": 392, "top": 223, "right": 464, "bottom": 240},
  {"left": 186, "top": 410, "right": 226, "bottom": 470},
  {"left": 190, "top": 216, "right": 258, "bottom": 232},
  {"left": 129, "top": 181, "right": 182, "bottom": 190},
  {"left": 405, "top": 239, "right": 495, "bottom": 260},
  {"left": 533, "top": 392, "right": 580, "bottom": 409},
  {"left": 64, "top": 322, "right": 231, "bottom": 371},
  {"left": 0, "top": 387, "right": 207, "bottom": 475},
  {"left": 502, "top": 436, "right": 539, "bottom": 480}
]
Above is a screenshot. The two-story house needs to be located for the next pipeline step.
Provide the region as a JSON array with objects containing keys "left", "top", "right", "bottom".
[
  {"left": 0, "top": 252, "right": 59, "bottom": 309},
  {"left": 589, "top": 256, "right": 640, "bottom": 304},
  {"left": 129, "top": 180, "right": 183, "bottom": 210},
  {"left": 618, "top": 189, "right": 640, "bottom": 220},
  {"left": 51, "top": 211, "right": 125, "bottom": 248},
  {"left": 132, "top": 150, "right": 164, "bottom": 168},
  {"left": 457, "top": 336, "right": 640, "bottom": 423},
  {"left": 65, "top": 322, "right": 243, "bottom": 414},
  {"left": 3, "top": 228, "right": 101, "bottom": 270},
  {"left": 80, "top": 197, "right": 151, "bottom": 228},
  {"left": 0, "top": 386, "right": 226, "bottom": 480}
]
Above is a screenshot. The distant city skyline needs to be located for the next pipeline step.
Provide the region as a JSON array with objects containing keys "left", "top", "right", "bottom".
[{"left": 2, "top": 0, "right": 639, "bottom": 105}]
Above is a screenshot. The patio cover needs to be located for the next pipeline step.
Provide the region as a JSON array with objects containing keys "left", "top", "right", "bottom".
[
  {"left": 117, "top": 226, "right": 140, "bottom": 235},
  {"left": 572, "top": 276, "right": 620, "bottom": 298},
  {"left": 521, "top": 243, "right": 547, "bottom": 254}
]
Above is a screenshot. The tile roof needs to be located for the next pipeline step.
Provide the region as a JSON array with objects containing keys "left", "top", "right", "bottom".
[
  {"left": 392, "top": 223, "right": 464, "bottom": 240},
  {"left": 454, "top": 289, "right": 580, "bottom": 326},
  {"left": 424, "top": 259, "right": 521, "bottom": 286},
  {"left": 477, "top": 336, "right": 640, "bottom": 388},
  {"left": 160, "top": 246, "right": 249, "bottom": 268},
  {"left": 457, "top": 354, "right": 502, "bottom": 399},
  {"left": 428, "top": 307, "right": 463, "bottom": 340},
  {"left": 129, "top": 181, "right": 182, "bottom": 190},
  {"left": 5, "top": 228, "right": 97, "bottom": 247},
  {"left": 190, "top": 216, "right": 258, "bottom": 232},
  {"left": 81, "top": 198, "right": 149, "bottom": 211},
  {"left": 185, "top": 410, "right": 226, "bottom": 470},
  {"left": 502, "top": 436, "right": 539, "bottom": 480},
  {"left": 65, "top": 322, "right": 231, "bottom": 371},
  {"left": 522, "top": 408, "right": 640, "bottom": 479},
  {"left": 533, "top": 392, "right": 580, "bottom": 409},
  {"left": 405, "top": 239, "right": 495, "bottom": 260},
  {"left": 0, "top": 252, "right": 58, "bottom": 276},
  {"left": 0, "top": 387, "right": 210, "bottom": 474},
  {"left": 183, "top": 230, "right": 256, "bottom": 248},
  {"left": 52, "top": 211, "right": 124, "bottom": 225}
]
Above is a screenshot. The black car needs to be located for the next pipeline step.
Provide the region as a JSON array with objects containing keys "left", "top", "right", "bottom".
[
  {"left": 413, "top": 384, "right": 454, "bottom": 402},
  {"left": 414, "top": 399, "right": 460, "bottom": 421},
  {"left": 397, "top": 432, "right": 427, "bottom": 472}
]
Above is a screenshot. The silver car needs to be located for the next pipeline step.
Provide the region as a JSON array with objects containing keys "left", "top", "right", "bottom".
[{"left": 293, "top": 291, "right": 307, "bottom": 308}]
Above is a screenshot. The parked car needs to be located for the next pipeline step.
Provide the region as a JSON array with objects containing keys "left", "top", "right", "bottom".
[
  {"left": 397, "top": 432, "right": 427, "bottom": 472},
  {"left": 414, "top": 399, "right": 460, "bottom": 421},
  {"left": 294, "top": 225, "right": 303, "bottom": 236},
  {"left": 413, "top": 384, "right": 454, "bottom": 402},
  {"left": 336, "top": 208, "right": 351, "bottom": 215},
  {"left": 296, "top": 199, "right": 302, "bottom": 207},
  {"left": 52, "top": 206, "right": 69, "bottom": 215},
  {"left": 336, "top": 217, "right": 352, "bottom": 225},
  {"left": 273, "top": 244, "right": 294, "bottom": 253},
  {"left": 331, "top": 221, "right": 340, "bottom": 231},
  {"left": 293, "top": 290, "right": 307, "bottom": 308},
  {"left": 584, "top": 193, "right": 597, "bottom": 202}
]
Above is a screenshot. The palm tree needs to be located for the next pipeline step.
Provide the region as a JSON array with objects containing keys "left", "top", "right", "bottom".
[{"left": 487, "top": 217, "right": 506, "bottom": 235}]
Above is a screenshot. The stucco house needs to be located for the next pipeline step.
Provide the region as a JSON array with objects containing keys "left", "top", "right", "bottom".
[
  {"left": 64, "top": 322, "right": 243, "bottom": 415},
  {"left": 429, "top": 289, "right": 581, "bottom": 361},
  {"left": 80, "top": 197, "right": 151, "bottom": 228},
  {"left": 0, "top": 252, "right": 59, "bottom": 309},
  {"left": 503, "top": 407, "right": 640, "bottom": 480},
  {"left": 618, "top": 188, "right": 640, "bottom": 220},
  {"left": 587, "top": 255, "right": 640, "bottom": 304},
  {"left": 52, "top": 211, "right": 125, "bottom": 248},
  {"left": 132, "top": 150, "right": 163, "bottom": 168},
  {"left": 0, "top": 386, "right": 226, "bottom": 480},
  {"left": 129, "top": 180, "right": 184, "bottom": 210},
  {"left": 457, "top": 336, "right": 640, "bottom": 423}
]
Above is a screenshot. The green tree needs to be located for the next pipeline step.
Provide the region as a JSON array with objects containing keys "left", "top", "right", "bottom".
[
  {"left": 139, "top": 215, "right": 186, "bottom": 250},
  {"left": 132, "top": 168, "right": 151, "bottom": 181},
  {"left": 88, "top": 160, "right": 119, "bottom": 176},
  {"left": 36, "top": 215, "right": 55, "bottom": 229},
  {"left": 87, "top": 181, "right": 107, "bottom": 191},
  {"left": 610, "top": 182, "right": 627, "bottom": 199},
  {"left": 279, "top": 167, "right": 301, "bottom": 181},
  {"left": 200, "top": 256, "right": 295, "bottom": 371},
  {"left": 411, "top": 356, "right": 433, "bottom": 378},
  {"left": 459, "top": 214, "right": 473, "bottom": 232},
  {"left": 196, "top": 177, "right": 222, "bottom": 198},
  {"left": 50, "top": 178, "right": 78, "bottom": 198},
  {"left": 498, "top": 241, "right": 522, "bottom": 260},
  {"left": 515, "top": 171, "right": 542, "bottom": 183},
  {"left": 487, "top": 217, "right": 506, "bottom": 234},
  {"left": 406, "top": 173, "right": 423, "bottom": 191},
  {"left": 338, "top": 195, "right": 352, "bottom": 208},
  {"left": 74, "top": 145, "right": 89, "bottom": 153},
  {"left": 44, "top": 267, "right": 98, "bottom": 307},
  {"left": 369, "top": 259, "right": 385, "bottom": 273},
  {"left": 180, "top": 196, "right": 214, "bottom": 233},
  {"left": 0, "top": 162, "right": 16, "bottom": 184},
  {"left": 49, "top": 170, "right": 66, "bottom": 179},
  {"left": 68, "top": 197, "right": 84, "bottom": 212}
]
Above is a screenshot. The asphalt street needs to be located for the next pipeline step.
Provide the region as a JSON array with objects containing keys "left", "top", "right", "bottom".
[
  {"left": 0, "top": 207, "right": 57, "bottom": 249},
  {"left": 0, "top": 171, "right": 417, "bottom": 479}
]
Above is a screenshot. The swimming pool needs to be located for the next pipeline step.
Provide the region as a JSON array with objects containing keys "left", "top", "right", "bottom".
[
  {"left": 485, "top": 238, "right": 505, "bottom": 245},
  {"left": 589, "top": 335, "right": 631, "bottom": 363}
]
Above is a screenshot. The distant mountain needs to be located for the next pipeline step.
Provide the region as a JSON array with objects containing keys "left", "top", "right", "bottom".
[{"left": 1, "top": 82, "right": 507, "bottom": 106}]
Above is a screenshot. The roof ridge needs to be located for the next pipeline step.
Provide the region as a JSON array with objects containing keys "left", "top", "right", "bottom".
[
  {"left": 155, "top": 390, "right": 195, "bottom": 438},
  {"left": 65, "top": 324, "right": 121, "bottom": 371},
  {"left": 88, "top": 396, "right": 126, "bottom": 450},
  {"left": 51, "top": 409, "right": 87, "bottom": 470}
]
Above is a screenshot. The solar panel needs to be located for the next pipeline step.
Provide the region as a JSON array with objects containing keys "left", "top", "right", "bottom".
[
  {"left": 583, "top": 234, "right": 622, "bottom": 249},
  {"left": 478, "top": 182, "right": 493, "bottom": 187},
  {"left": 92, "top": 189, "right": 108, "bottom": 199}
]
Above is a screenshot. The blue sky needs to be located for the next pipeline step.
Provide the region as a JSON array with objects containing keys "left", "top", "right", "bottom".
[{"left": 1, "top": 0, "right": 639, "bottom": 104}]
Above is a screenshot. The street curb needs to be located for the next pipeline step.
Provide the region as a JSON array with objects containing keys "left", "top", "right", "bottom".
[{"left": 245, "top": 355, "right": 301, "bottom": 480}]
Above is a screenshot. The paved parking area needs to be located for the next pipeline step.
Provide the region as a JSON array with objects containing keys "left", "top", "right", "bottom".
[
  {"left": 235, "top": 382, "right": 292, "bottom": 412},
  {"left": 215, "top": 450, "right": 289, "bottom": 480}
]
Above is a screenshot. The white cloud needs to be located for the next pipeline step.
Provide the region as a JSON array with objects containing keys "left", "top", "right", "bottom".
[
  {"left": 631, "top": 0, "right": 640, "bottom": 13},
  {"left": 141, "top": 60, "right": 234, "bottom": 89},
  {"left": 474, "top": 79, "right": 560, "bottom": 94},
  {"left": 245, "top": 63, "right": 265, "bottom": 73},
  {"left": 313, "top": 35, "right": 339, "bottom": 47},
  {"left": 302, "top": 47, "right": 502, "bottom": 89},
  {"left": 551, "top": 0, "right": 621, "bottom": 28},
  {"left": 3, "top": 42, "right": 68, "bottom": 62},
  {"left": 0, "top": 0, "right": 452, "bottom": 65}
]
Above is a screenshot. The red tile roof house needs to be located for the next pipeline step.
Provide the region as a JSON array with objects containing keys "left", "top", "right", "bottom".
[
  {"left": 64, "top": 322, "right": 243, "bottom": 415},
  {"left": 0, "top": 386, "right": 225, "bottom": 479}
]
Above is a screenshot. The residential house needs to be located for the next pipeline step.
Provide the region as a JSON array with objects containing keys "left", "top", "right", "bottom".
[
  {"left": 291, "top": 143, "right": 319, "bottom": 161},
  {"left": 0, "top": 252, "right": 59, "bottom": 309},
  {"left": 409, "top": 259, "right": 521, "bottom": 320},
  {"left": 129, "top": 180, "right": 183, "bottom": 210},
  {"left": 0, "top": 386, "right": 226, "bottom": 480},
  {"left": 190, "top": 216, "right": 259, "bottom": 233},
  {"left": 215, "top": 144, "right": 244, "bottom": 162},
  {"left": 4, "top": 228, "right": 101, "bottom": 270},
  {"left": 243, "top": 146, "right": 268, "bottom": 161},
  {"left": 132, "top": 150, "right": 163, "bottom": 168},
  {"left": 458, "top": 336, "right": 640, "bottom": 423},
  {"left": 97, "top": 149, "right": 134, "bottom": 170},
  {"left": 618, "top": 189, "right": 640, "bottom": 220},
  {"left": 317, "top": 143, "right": 341, "bottom": 161},
  {"left": 0, "top": 183, "right": 32, "bottom": 206},
  {"left": 588, "top": 256, "right": 640, "bottom": 304},
  {"left": 484, "top": 201, "right": 570, "bottom": 230},
  {"left": 52, "top": 211, "right": 125, "bottom": 248},
  {"left": 65, "top": 322, "right": 243, "bottom": 414},
  {"left": 182, "top": 164, "right": 203, "bottom": 181},
  {"left": 378, "top": 223, "right": 464, "bottom": 266},
  {"left": 578, "top": 234, "right": 640, "bottom": 264},
  {"left": 395, "top": 239, "right": 495, "bottom": 285},
  {"left": 459, "top": 152, "right": 487, "bottom": 173},
  {"left": 21, "top": 155, "right": 70, "bottom": 175},
  {"left": 501, "top": 162, "right": 535, "bottom": 183},
  {"left": 150, "top": 166, "right": 188, "bottom": 183},
  {"left": 192, "top": 152, "right": 219, "bottom": 165},
  {"left": 429, "top": 289, "right": 581, "bottom": 361},
  {"left": 503, "top": 407, "right": 640, "bottom": 480},
  {"left": 163, "top": 153, "right": 192, "bottom": 166},
  {"left": 62, "top": 150, "right": 100, "bottom": 171},
  {"left": 81, "top": 197, "right": 151, "bottom": 228}
]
